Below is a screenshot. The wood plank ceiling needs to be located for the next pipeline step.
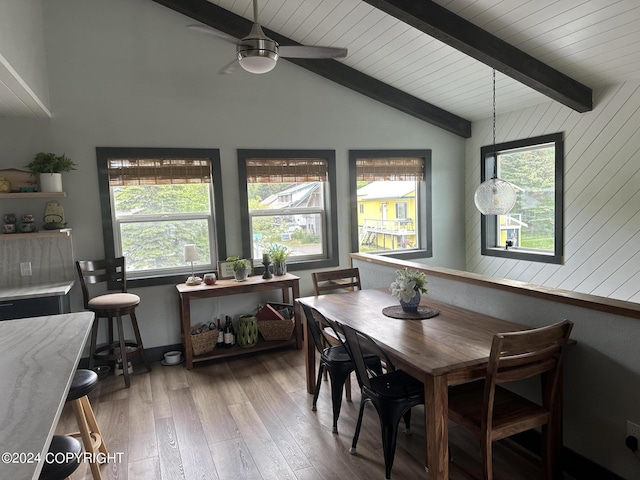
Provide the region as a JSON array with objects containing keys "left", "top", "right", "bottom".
[
  {"left": 172, "top": 0, "right": 640, "bottom": 128},
  {"left": 3, "top": 1, "right": 640, "bottom": 135}
]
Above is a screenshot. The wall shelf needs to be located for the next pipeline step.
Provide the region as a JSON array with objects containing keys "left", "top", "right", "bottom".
[
  {"left": 1, "top": 229, "right": 72, "bottom": 239},
  {"left": 0, "top": 192, "right": 67, "bottom": 199}
]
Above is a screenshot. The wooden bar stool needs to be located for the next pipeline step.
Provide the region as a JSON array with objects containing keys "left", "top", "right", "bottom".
[
  {"left": 39, "top": 435, "right": 82, "bottom": 480},
  {"left": 76, "top": 257, "right": 151, "bottom": 387},
  {"left": 66, "top": 369, "right": 107, "bottom": 480}
]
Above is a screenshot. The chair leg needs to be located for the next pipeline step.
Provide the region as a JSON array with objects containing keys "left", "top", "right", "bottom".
[
  {"left": 481, "top": 436, "right": 493, "bottom": 480},
  {"left": 80, "top": 396, "right": 108, "bottom": 455},
  {"left": 312, "top": 364, "right": 324, "bottom": 411},
  {"left": 328, "top": 368, "right": 350, "bottom": 434},
  {"left": 71, "top": 399, "right": 103, "bottom": 480},
  {"left": 130, "top": 311, "right": 151, "bottom": 372},
  {"left": 345, "top": 374, "right": 352, "bottom": 402},
  {"left": 350, "top": 399, "right": 367, "bottom": 454},
  {"left": 402, "top": 409, "right": 412, "bottom": 434},
  {"left": 381, "top": 420, "right": 400, "bottom": 480},
  {"left": 115, "top": 315, "right": 130, "bottom": 388},
  {"left": 88, "top": 321, "right": 99, "bottom": 370}
]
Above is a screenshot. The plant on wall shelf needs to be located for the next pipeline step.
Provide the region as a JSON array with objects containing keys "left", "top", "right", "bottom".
[{"left": 26, "top": 152, "right": 77, "bottom": 174}]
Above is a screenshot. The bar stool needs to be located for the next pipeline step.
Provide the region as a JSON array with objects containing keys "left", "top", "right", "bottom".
[
  {"left": 66, "top": 369, "right": 107, "bottom": 480},
  {"left": 39, "top": 435, "right": 82, "bottom": 480},
  {"left": 76, "top": 257, "right": 151, "bottom": 387}
]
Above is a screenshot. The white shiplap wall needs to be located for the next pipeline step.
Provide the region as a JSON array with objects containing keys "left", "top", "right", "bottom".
[{"left": 465, "top": 80, "right": 640, "bottom": 303}]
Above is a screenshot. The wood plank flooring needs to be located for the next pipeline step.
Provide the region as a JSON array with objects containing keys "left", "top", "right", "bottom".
[{"left": 56, "top": 347, "right": 567, "bottom": 480}]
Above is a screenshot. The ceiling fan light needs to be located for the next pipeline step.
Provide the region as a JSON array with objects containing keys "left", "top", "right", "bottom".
[
  {"left": 238, "top": 51, "right": 278, "bottom": 74},
  {"left": 474, "top": 177, "right": 517, "bottom": 215}
]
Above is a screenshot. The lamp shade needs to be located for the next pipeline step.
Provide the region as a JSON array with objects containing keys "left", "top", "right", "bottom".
[
  {"left": 184, "top": 244, "right": 199, "bottom": 262},
  {"left": 474, "top": 178, "right": 517, "bottom": 215}
]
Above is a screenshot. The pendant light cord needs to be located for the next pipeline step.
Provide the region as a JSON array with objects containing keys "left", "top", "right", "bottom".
[{"left": 492, "top": 68, "right": 497, "bottom": 179}]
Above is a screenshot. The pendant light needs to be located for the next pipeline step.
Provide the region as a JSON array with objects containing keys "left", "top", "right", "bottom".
[{"left": 474, "top": 69, "right": 517, "bottom": 215}]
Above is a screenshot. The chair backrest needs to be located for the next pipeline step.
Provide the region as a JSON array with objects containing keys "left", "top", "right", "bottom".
[
  {"left": 312, "top": 268, "right": 361, "bottom": 296},
  {"left": 339, "top": 323, "right": 394, "bottom": 391},
  {"left": 75, "top": 257, "right": 128, "bottom": 307},
  {"left": 483, "top": 320, "right": 573, "bottom": 422},
  {"left": 301, "top": 304, "right": 333, "bottom": 355}
]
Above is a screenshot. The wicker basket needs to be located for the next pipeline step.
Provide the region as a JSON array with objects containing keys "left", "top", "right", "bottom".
[
  {"left": 191, "top": 328, "right": 218, "bottom": 355},
  {"left": 258, "top": 319, "right": 294, "bottom": 341}
]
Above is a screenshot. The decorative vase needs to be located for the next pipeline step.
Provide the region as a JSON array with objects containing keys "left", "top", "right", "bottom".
[
  {"left": 237, "top": 315, "right": 258, "bottom": 347},
  {"left": 39, "top": 173, "right": 63, "bottom": 192},
  {"left": 234, "top": 267, "right": 248, "bottom": 281},
  {"left": 273, "top": 261, "right": 287, "bottom": 276},
  {"left": 400, "top": 290, "right": 421, "bottom": 313}
]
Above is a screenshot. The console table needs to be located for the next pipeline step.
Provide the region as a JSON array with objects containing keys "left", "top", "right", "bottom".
[{"left": 176, "top": 274, "right": 301, "bottom": 369}]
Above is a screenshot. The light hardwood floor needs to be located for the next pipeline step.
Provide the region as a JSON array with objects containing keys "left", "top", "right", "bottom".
[{"left": 56, "top": 347, "right": 565, "bottom": 480}]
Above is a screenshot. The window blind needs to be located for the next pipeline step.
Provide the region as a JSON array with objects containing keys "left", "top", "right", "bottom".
[
  {"left": 246, "top": 158, "right": 328, "bottom": 183},
  {"left": 108, "top": 158, "right": 211, "bottom": 186},
  {"left": 355, "top": 157, "right": 423, "bottom": 181}
]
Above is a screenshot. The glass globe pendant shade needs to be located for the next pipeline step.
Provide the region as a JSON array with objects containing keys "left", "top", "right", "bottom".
[{"left": 474, "top": 177, "right": 517, "bottom": 215}]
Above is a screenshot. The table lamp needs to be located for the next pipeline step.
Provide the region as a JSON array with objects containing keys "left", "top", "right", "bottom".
[{"left": 184, "top": 244, "right": 202, "bottom": 285}]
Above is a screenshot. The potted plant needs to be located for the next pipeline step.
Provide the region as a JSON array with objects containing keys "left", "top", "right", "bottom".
[
  {"left": 227, "top": 256, "right": 250, "bottom": 281},
  {"left": 265, "top": 243, "right": 292, "bottom": 276},
  {"left": 26, "top": 152, "right": 77, "bottom": 192},
  {"left": 389, "top": 268, "right": 428, "bottom": 313}
]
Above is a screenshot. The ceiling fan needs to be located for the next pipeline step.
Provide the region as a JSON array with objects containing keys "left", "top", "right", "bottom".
[{"left": 189, "top": 0, "right": 347, "bottom": 74}]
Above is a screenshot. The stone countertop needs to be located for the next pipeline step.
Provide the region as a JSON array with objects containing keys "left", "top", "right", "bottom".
[
  {"left": 0, "top": 281, "right": 74, "bottom": 302},
  {"left": 0, "top": 312, "right": 94, "bottom": 479}
]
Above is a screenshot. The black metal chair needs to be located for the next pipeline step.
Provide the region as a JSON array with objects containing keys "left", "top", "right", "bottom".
[
  {"left": 338, "top": 322, "right": 425, "bottom": 480},
  {"left": 301, "top": 304, "right": 381, "bottom": 434}
]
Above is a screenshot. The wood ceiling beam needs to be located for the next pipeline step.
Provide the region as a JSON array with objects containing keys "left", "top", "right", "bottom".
[
  {"left": 151, "top": 0, "right": 472, "bottom": 138},
  {"left": 363, "top": 0, "right": 592, "bottom": 113}
]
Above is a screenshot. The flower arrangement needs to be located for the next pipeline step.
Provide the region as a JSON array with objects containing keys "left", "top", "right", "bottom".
[
  {"left": 265, "top": 243, "right": 293, "bottom": 263},
  {"left": 389, "top": 268, "right": 428, "bottom": 302}
]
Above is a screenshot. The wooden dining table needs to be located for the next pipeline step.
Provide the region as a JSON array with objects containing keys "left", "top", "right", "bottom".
[{"left": 297, "top": 289, "right": 541, "bottom": 480}]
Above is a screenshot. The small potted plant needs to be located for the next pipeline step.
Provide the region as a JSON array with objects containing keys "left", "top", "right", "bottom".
[
  {"left": 390, "top": 268, "right": 428, "bottom": 313},
  {"left": 265, "top": 243, "right": 292, "bottom": 276},
  {"left": 227, "top": 256, "right": 250, "bottom": 281},
  {"left": 26, "top": 152, "right": 77, "bottom": 192}
]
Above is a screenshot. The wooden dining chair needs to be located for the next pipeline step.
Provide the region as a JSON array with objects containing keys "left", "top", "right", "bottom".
[
  {"left": 338, "top": 321, "right": 424, "bottom": 480},
  {"left": 447, "top": 319, "right": 573, "bottom": 480},
  {"left": 311, "top": 267, "right": 362, "bottom": 296},
  {"left": 311, "top": 267, "right": 363, "bottom": 393}
]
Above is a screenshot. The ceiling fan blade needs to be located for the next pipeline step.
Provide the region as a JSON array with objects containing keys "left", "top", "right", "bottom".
[
  {"left": 278, "top": 45, "right": 347, "bottom": 59},
  {"left": 187, "top": 24, "right": 236, "bottom": 44},
  {"left": 218, "top": 59, "right": 241, "bottom": 75}
]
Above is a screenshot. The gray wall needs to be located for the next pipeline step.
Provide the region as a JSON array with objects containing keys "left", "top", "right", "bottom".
[
  {"left": 0, "top": 0, "right": 465, "bottom": 348},
  {"left": 0, "top": 0, "right": 50, "bottom": 110},
  {"left": 354, "top": 256, "right": 640, "bottom": 480},
  {"left": 465, "top": 81, "right": 640, "bottom": 304}
]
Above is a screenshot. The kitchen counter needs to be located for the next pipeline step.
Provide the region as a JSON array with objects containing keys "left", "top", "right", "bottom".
[
  {"left": 0, "top": 311, "right": 94, "bottom": 479},
  {"left": 0, "top": 281, "right": 74, "bottom": 302},
  {"left": 0, "top": 282, "right": 74, "bottom": 320}
]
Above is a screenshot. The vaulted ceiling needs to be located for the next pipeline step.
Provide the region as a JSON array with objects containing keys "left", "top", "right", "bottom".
[
  {"left": 4, "top": 1, "right": 640, "bottom": 138},
  {"left": 150, "top": 0, "right": 640, "bottom": 137}
]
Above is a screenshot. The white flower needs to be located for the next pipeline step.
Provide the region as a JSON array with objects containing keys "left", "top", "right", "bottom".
[{"left": 389, "top": 268, "right": 428, "bottom": 302}]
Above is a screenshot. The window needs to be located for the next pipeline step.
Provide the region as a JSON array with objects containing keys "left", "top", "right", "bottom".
[
  {"left": 96, "top": 148, "right": 226, "bottom": 287},
  {"left": 349, "top": 150, "right": 432, "bottom": 259},
  {"left": 480, "top": 133, "right": 564, "bottom": 264},
  {"left": 238, "top": 150, "right": 338, "bottom": 271}
]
